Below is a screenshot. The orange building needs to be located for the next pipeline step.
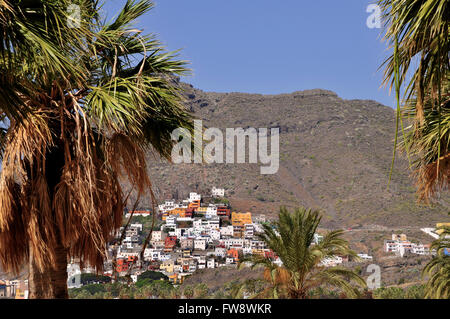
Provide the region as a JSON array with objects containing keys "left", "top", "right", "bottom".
[
  {"left": 116, "top": 256, "right": 138, "bottom": 272},
  {"left": 164, "top": 236, "right": 177, "bottom": 252},
  {"left": 162, "top": 207, "right": 187, "bottom": 220},
  {"left": 227, "top": 248, "right": 240, "bottom": 261},
  {"left": 116, "top": 259, "right": 129, "bottom": 272},
  {"left": 188, "top": 200, "right": 200, "bottom": 210},
  {"left": 217, "top": 205, "right": 231, "bottom": 218},
  {"left": 231, "top": 212, "right": 252, "bottom": 226}
]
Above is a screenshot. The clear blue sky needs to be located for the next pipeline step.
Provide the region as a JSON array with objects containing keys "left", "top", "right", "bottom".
[{"left": 103, "top": 0, "right": 395, "bottom": 107}]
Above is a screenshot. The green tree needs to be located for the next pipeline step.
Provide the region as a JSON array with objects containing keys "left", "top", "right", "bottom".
[
  {"left": 422, "top": 226, "right": 450, "bottom": 299},
  {"left": 244, "top": 207, "right": 366, "bottom": 299},
  {"left": 73, "top": 290, "right": 92, "bottom": 299},
  {"left": 0, "top": 0, "right": 192, "bottom": 299},
  {"left": 378, "top": 0, "right": 449, "bottom": 199},
  {"left": 149, "top": 280, "right": 173, "bottom": 299},
  {"left": 373, "top": 287, "right": 405, "bottom": 299},
  {"left": 404, "top": 285, "right": 425, "bottom": 299},
  {"left": 194, "top": 283, "right": 209, "bottom": 299},
  {"left": 135, "top": 278, "right": 152, "bottom": 288}
]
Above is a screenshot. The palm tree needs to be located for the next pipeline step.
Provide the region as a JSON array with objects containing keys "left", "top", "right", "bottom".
[
  {"left": 422, "top": 225, "right": 450, "bottom": 299},
  {"left": 0, "top": 0, "right": 193, "bottom": 298},
  {"left": 243, "top": 207, "right": 366, "bottom": 299},
  {"left": 377, "top": 0, "right": 449, "bottom": 200},
  {"left": 400, "top": 82, "right": 450, "bottom": 200}
]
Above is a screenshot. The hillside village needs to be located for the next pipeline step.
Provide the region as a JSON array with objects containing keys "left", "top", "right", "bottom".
[
  {"left": 72, "top": 188, "right": 328, "bottom": 286},
  {"left": 1, "top": 187, "right": 447, "bottom": 299}
]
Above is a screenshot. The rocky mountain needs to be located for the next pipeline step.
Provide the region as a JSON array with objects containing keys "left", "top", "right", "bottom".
[{"left": 141, "top": 81, "right": 448, "bottom": 228}]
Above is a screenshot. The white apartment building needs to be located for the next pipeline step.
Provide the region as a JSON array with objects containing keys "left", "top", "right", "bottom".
[
  {"left": 143, "top": 248, "right": 161, "bottom": 261},
  {"left": 207, "top": 217, "right": 220, "bottom": 230},
  {"left": 220, "top": 225, "right": 234, "bottom": 237},
  {"left": 250, "top": 240, "right": 266, "bottom": 249},
  {"left": 151, "top": 231, "right": 163, "bottom": 241},
  {"left": 384, "top": 239, "right": 414, "bottom": 257},
  {"left": 244, "top": 224, "right": 254, "bottom": 238},
  {"left": 158, "top": 200, "right": 175, "bottom": 213},
  {"left": 214, "top": 247, "right": 226, "bottom": 258},
  {"left": 223, "top": 238, "right": 244, "bottom": 249},
  {"left": 159, "top": 253, "right": 172, "bottom": 261},
  {"left": 384, "top": 240, "right": 399, "bottom": 253},
  {"left": 165, "top": 215, "right": 177, "bottom": 227},
  {"left": 205, "top": 205, "right": 218, "bottom": 219},
  {"left": 194, "top": 239, "right": 207, "bottom": 251},
  {"left": 412, "top": 243, "right": 431, "bottom": 255},
  {"left": 175, "top": 228, "right": 189, "bottom": 238},
  {"left": 130, "top": 223, "right": 143, "bottom": 232}
]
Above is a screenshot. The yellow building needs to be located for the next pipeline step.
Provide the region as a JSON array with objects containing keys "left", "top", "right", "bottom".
[
  {"left": 160, "top": 260, "right": 174, "bottom": 273},
  {"left": 231, "top": 212, "right": 252, "bottom": 226},
  {"left": 436, "top": 223, "right": 450, "bottom": 235},
  {"left": 168, "top": 273, "right": 184, "bottom": 285},
  {"left": 252, "top": 249, "right": 265, "bottom": 257},
  {"left": 196, "top": 207, "right": 208, "bottom": 215}
]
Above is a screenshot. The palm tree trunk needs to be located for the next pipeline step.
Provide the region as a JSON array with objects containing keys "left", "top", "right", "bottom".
[
  {"left": 27, "top": 131, "right": 69, "bottom": 299},
  {"left": 28, "top": 233, "right": 68, "bottom": 299}
]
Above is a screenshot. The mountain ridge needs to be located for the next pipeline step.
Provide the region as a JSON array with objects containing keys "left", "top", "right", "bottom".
[{"left": 138, "top": 80, "right": 448, "bottom": 228}]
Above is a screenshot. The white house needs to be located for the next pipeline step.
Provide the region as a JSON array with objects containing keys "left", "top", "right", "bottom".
[
  {"left": 67, "top": 263, "right": 82, "bottom": 288},
  {"left": 244, "top": 224, "right": 254, "bottom": 238},
  {"left": 207, "top": 258, "right": 216, "bottom": 269},
  {"left": 320, "top": 256, "right": 343, "bottom": 267},
  {"left": 357, "top": 253, "right": 373, "bottom": 261},
  {"left": 189, "top": 192, "right": 201, "bottom": 202},
  {"left": 211, "top": 187, "right": 225, "bottom": 197},
  {"left": 129, "top": 223, "right": 143, "bottom": 233},
  {"left": 205, "top": 205, "right": 218, "bottom": 219},
  {"left": 210, "top": 229, "right": 221, "bottom": 241},
  {"left": 313, "top": 233, "right": 324, "bottom": 245},
  {"left": 193, "top": 219, "right": 203, "bottom": 230}
]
